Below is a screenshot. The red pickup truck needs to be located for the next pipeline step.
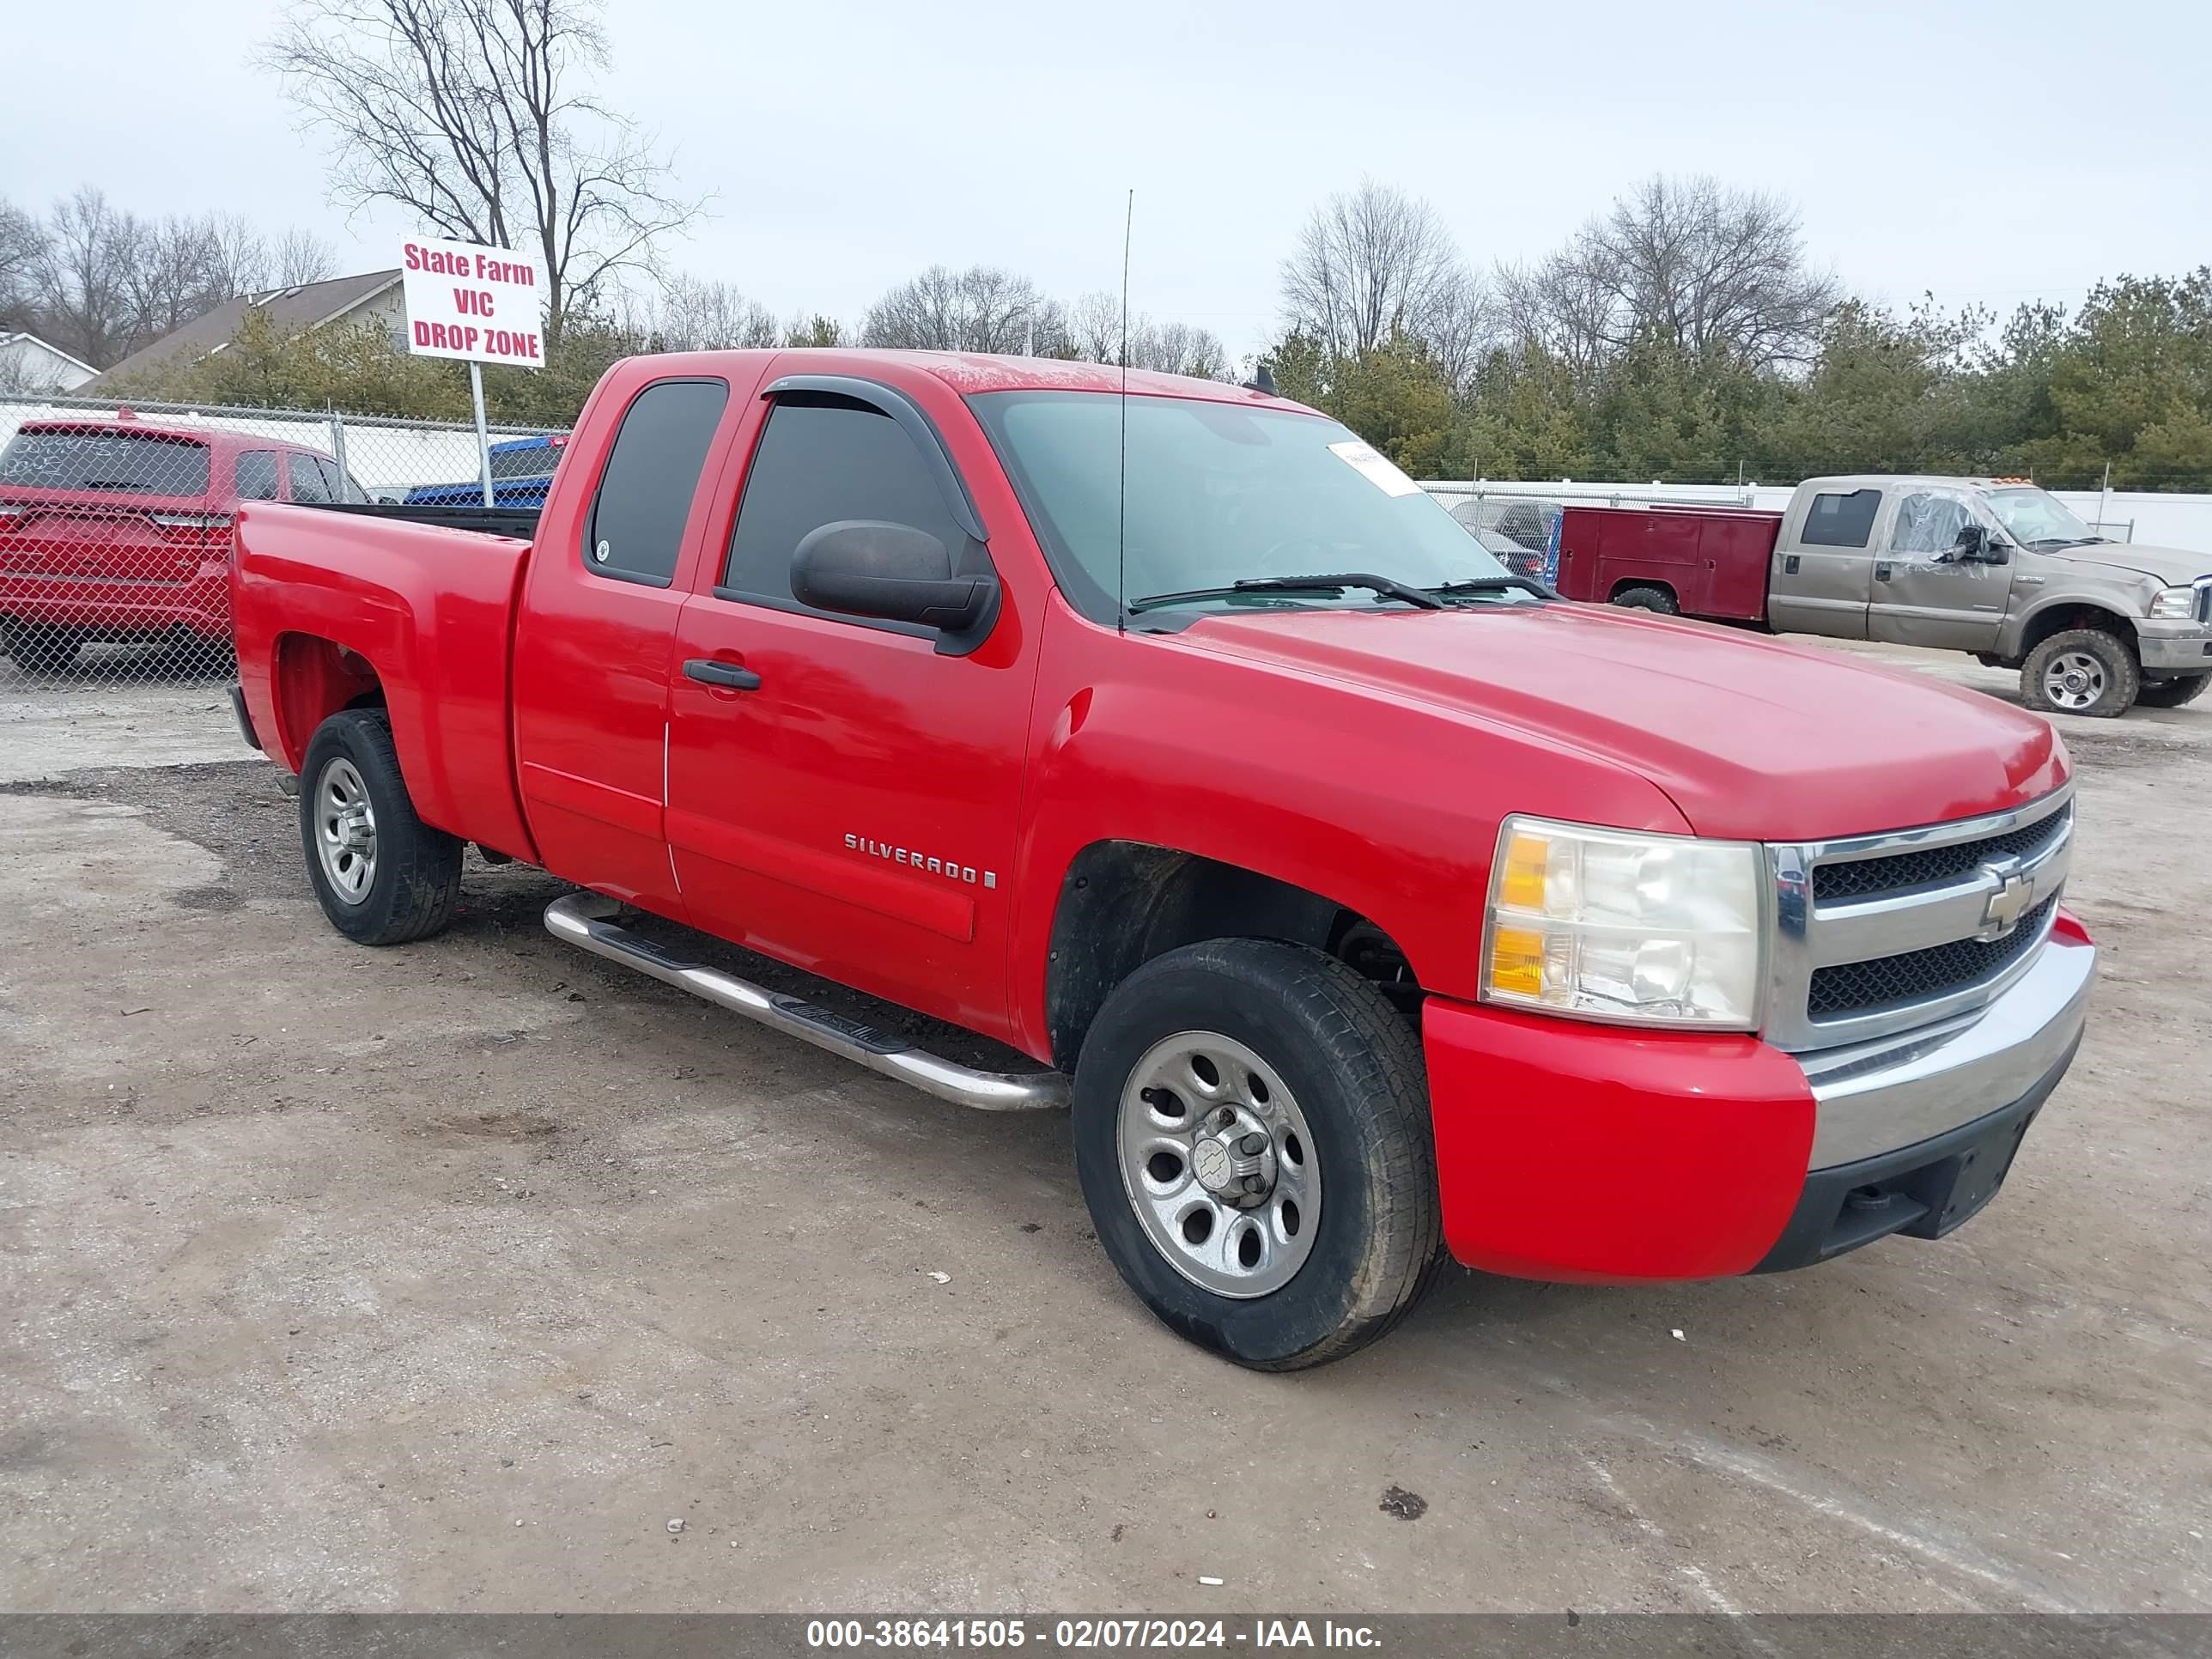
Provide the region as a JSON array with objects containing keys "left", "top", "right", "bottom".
[{"left": 231, "top": 349, "right": 2095, "bottom": 1370}]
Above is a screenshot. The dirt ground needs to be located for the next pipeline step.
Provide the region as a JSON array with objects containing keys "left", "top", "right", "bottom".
[{"left": 0, "top": 644, "right": 2207, "bottom": 1614}]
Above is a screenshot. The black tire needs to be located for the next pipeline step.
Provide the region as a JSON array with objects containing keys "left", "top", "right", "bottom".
[
  {"left": 2021, "top": 628, "right": 2140, "bottom": 718},
  {"left": 298, "top": 708, "right": 464, "bottom": 945},
  {"left": 1072, "top": 938, "right": 1443, "bottom": 1371},
  {"left": 3, "top": 624, "right": 82, "bottom": 674},
  {"left": 1612, "top": 585, "right": 1680, "bottom": 615},
  {"left": 2136, "top": 672, "right": 2210, "bottom": 710}
]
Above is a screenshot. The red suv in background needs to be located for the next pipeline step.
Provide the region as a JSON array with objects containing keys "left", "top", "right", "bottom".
[{"left": 0, "top": 415, "right": 360, "bottom": 675}]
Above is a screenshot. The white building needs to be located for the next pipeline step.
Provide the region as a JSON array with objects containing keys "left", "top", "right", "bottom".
[{"left": 0, "top": 332, "right": 99, "bottom": 395}]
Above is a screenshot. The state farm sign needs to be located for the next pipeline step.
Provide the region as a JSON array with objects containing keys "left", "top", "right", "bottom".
[{"left": 398, "top": 236, "right": 547, "bottom": 369}]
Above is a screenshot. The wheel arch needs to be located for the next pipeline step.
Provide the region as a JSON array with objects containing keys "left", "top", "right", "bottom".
[
  {"left": 271, "top": 632, "right": 386, "bottom": 769},
  {"left": 2011, "top": 602, "right": 2139, "bottom": 661},
  {"left": 1042, "top": 839, "right": 1420, "bottom": 1070}
]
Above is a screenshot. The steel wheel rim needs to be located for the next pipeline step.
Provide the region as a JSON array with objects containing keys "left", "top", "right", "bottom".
[
  {"left": 2043, "top": 651, "right": 2106, "bottom": 710},
  {"left": 1115, "top": 1030, "right": 1321, "bottom": 1299},
  {"left": 314, "top": 757, "right": 378, "bottom": 904}
]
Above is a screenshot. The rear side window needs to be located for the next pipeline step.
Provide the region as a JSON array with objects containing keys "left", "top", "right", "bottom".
[
  {"left": 235, "top": 450, "right": 279, "bottom": 501},
  {"left": 491, "top": 443, "right": 559, "bottom": 481},
  {"left": 586, "top": 379, "right": 730, "bottom": 586},
  {"left": 0, "top": 430, "right": 210, "bottom": 496},
  {"left": 721, "top": 398, "right": 972, "bottom": 610},
  {"left": 287, "top": 453, "right": 331, "bottom": 502},
  {"left": 1801, "top": 489, "right": 1881, "bottom": 549}
]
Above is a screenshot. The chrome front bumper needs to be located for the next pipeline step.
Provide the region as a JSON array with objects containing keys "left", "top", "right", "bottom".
[
  {"left": 1794, "top": 938, "right": 2096, "bottom": 1169},
  {"left": 2137, "top": 623, "right": 2212, "bottom": 673}
]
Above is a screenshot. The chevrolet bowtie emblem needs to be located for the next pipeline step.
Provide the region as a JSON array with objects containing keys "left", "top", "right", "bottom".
[{"left": 1979, "top": 865, "right": 2036, "bottom": 939}]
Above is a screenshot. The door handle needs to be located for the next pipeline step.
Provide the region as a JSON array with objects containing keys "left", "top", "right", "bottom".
[
  {"left": 683, "top": 659, "right": 762, "bottom": 691},
  {"left": 1875, "top": 562, "right": 1893, "bottom": 582}
]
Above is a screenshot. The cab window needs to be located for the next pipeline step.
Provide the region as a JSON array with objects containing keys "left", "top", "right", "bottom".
[
  {"left": 720, "top": 395, "right": 981, "bottom": 626},
  {"left": 584, "top": 378, "right": 730, "bottom": 586},
  {"left": 1801, "top": 489, "right": 1882, "bottom": 548},
  {"left": 234, "top": 450, "right": 279, "bottom": 501},
  {"left": 285, "top": 453, "right": 331, "bottom": 503},
  {"left": 1888, "top": 492, "right": 1973, "bottom": 556}
]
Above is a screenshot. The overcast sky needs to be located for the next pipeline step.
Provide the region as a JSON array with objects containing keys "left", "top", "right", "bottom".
[{"left": 8, "top": 0, "right": 2208, "bottom": 361}]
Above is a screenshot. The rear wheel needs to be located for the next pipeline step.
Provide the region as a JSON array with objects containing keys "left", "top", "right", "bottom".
[
  {"left": 1072, "top": 938, "right": 1443, "bottom": 1370},
  {"left": 3, "top": 624, "right": 82, "bottom": 674},
  {"left": 2021, "top": 628, "right": 2140, "bottom": 718},
  {"left": 1612, "top": 585, "right": 1680, "bottom": 615},
  {"left": 299, "top": 708, "right": 464, "bottom": 945},
  {"left": 2136, "top": 672, "right": 2210, "bottom": 710}
]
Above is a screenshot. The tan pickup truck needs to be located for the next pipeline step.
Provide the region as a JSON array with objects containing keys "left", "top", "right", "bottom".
[{"left": 1555, "top": 476, "right": 2212, "bottom": 717}]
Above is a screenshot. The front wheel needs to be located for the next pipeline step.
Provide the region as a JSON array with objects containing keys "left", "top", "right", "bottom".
[
  {"left": 299, "top": 708, "right": 464, "bottom": 945},
  {"left": 1072, "top": 939, "right": 1443, "bottom": 1370},
  {"left": 2136, "top": 672, "right": 2210, "bottom": 710},
  {"left": 2021, "top": 628, "right": 2140, "bottom": 717}
]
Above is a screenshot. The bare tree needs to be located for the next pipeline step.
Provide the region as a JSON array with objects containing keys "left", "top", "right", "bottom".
[
  {"left": 1280, "top": 179, "right": 1474, "bottom": 361},
  {"left": 1422, "top": 266, "right": 1497, "bottom": 392},
  {"left": 1136, "top": 320, "right": 1230, "bottom": 380},
  {"left": 264, "top": 0, "right": 704, "bottom": 344},
  {"left": 31, "top": 187, "right": 144, "bottom": 367},
  {"left": 860, "top": 265, "right": 1067, "bottom": 355},
  {"left": 641, "top": 272, "right": 779, "bottom": 350},
  {"left": 272, "top": 226, "right": 340, "bottom": 287},
  {"left": 1067, "top": 289, "right": 1124, "bottom": 363},
  {"left": 0, "top": 198, "right": 46, "bottom": 331},
  {"left": 1505, "top": 175, "right": 1839, "bottom": 373},
  {"left": 1064, "top": 291, "right": 1227, "bottom": 378}
]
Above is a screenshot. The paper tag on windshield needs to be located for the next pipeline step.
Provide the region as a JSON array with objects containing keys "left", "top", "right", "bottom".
[{"left": 1328, "top": 440, "right": 1423, "bottom": 497}]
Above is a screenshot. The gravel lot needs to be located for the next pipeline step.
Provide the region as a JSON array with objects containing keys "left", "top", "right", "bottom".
[{"left": 0, "top": 646, "right": 2207, "bottom": 1613}]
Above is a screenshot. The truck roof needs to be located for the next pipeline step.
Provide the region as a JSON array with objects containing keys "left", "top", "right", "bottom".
[
  {"left": 614, "top": 348, "right": 1316, "bottom": 415},
  {"left": 1798, "top": 474, "right": 2038, "bottom": 492}
]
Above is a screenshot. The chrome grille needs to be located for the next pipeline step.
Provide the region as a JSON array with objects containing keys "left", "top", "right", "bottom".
[
  {"left": 1765, "top": 786, "right": 2072, "bottom": 1053},
  {"left": 1811, "top": 802, "right": 2072, "bottom": 902},
  {"left": 1808, "top": 895, "right": 2057, "bottom": 1016}
]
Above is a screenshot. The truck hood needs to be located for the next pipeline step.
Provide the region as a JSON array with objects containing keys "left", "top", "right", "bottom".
[
  {"left": 1175, "top": 603, "right": 2064, "bottom": 842},
  {"left": 2043, "top": 542, "right": 2212, "bottom": 586}
]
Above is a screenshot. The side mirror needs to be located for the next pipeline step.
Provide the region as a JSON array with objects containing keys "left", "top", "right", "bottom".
[
  {"left": 1953, "top": 524, "right": 2003, "bottom": 563},
  {"left": 791, "top": 520, "right": 999, "bottom": 640}
]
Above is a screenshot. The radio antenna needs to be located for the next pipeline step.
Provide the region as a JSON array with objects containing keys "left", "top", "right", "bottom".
[{"left": 1116, "top": 188, "right": 1133, "bottom": 635}]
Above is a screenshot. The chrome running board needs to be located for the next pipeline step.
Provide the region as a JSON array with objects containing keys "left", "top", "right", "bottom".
[{"left": 544, "top": 893, "right": 1068, "bottom": 1113}]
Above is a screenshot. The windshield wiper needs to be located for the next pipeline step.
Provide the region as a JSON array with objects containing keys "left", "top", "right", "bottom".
[
  {"left": 1129, "top": 572, "right": 1445, "bottom": 613},
  {"left": 1427, "top": 574, "right": 1556, "bottom": 601}
]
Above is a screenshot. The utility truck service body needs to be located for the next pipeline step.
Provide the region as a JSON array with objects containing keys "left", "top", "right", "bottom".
[
  {"left": 231, "top": 349, "right": 2095, "bottom": 1369},
  {"left": 1557, "top": 477, "right": 2212, "bottom": 717}
]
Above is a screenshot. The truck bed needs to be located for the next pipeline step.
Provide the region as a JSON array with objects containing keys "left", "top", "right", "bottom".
[
  {"left": 232, "top": 500, "right": 537, "bottom": 862},
  {"left": 307, "top": 500, "right": 544, "bottom": 541}
]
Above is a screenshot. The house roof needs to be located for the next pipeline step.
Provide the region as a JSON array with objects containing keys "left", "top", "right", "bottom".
[
  {"left": 86, "top": 269, "right": 403, "bottom": 391},
  {"left": 1, "top": 331, "right": 101, "bottom": 380}
]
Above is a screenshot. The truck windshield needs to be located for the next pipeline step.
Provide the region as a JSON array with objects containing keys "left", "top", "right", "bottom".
[
  {"left": 970, "top": 391, "right": 1519, "bottom": 621},
  {"left": 1985, "top": 487, "right": 2100, "bottom": 548}
]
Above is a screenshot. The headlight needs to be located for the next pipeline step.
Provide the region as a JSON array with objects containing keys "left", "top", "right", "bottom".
[
  {"left": 2149, "top": 586, "right": 2200, "bottom": 620},
  {"left": 1480, "top": 816, "right": 1765, "bottom": 1029}
]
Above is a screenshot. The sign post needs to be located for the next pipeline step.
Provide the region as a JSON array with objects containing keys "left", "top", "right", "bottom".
[
  {"left": 468, "top": 362, "right": 494, "bottom": 506},
  {"left": 397, "top": 234, "right": 549, "bottom": 507}
]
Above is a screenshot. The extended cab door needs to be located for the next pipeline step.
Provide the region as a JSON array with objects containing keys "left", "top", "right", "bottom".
[
  {"left": 1867, "top": 486, "right": 2013, "bottom": 650},
  {"left": 1766, "top": 484, "right": 1881, "bottom": 639},
  {"left": 662, "top": 374, "right": 1035, "bottom": 1036},
  {"left": 512, "top": 371, "right": 753, "bottom": 912}
]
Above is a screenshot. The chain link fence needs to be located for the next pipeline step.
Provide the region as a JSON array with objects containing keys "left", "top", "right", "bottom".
[{"left": 0, "top": 392, "right": 568, "bottom": 690}]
